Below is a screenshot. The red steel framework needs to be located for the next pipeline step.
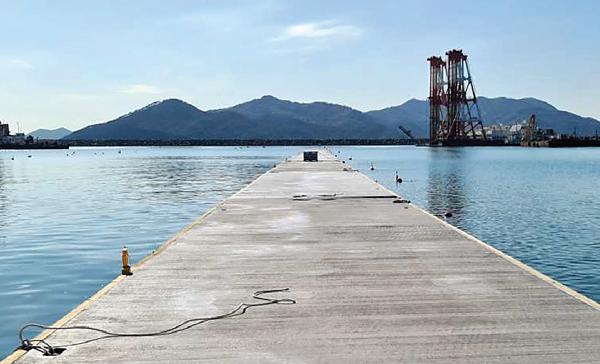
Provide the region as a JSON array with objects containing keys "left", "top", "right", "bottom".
[
  {"left": 428, "top": 49, "right": 486, "bottom": 146},
  {"left": 427, "top": 56, "right": 446, "bottom": 144}
]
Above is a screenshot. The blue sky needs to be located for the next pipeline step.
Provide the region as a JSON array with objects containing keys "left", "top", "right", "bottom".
[{"left": 1, "top": 0, "right": 599, "bottom": 132}]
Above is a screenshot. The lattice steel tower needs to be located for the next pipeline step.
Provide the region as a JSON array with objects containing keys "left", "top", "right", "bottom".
[
  {"left": 427, "top": 56, "right": 446, "bottom": 144},
  {"left": 428, "top": 49, "right": 486, "bottom": 146}
]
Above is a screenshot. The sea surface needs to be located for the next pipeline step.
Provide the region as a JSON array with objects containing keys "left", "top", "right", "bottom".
[
  {"left": 0, "top": 146, "right": 303, "bottom": 357},
  {"left": 340, "top": 146, "right": 600, "bottom": 301},
  {"left": 1, "top": 145, "right": 600, "bottom": 357}
]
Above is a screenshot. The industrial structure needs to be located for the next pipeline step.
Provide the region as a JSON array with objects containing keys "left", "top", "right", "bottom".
[
  {"left": 521, "top": 114, "right": 537, "bottom": 144},
  {"left": 427, "top": 50, "right": 487, "bottom": 146},
  {"left": 397, "top": 125, "right": 416, "bottom": 142},
  {"left": 0, "top": 121, "right": 10, "bottom": 138},
  {"left": 0, "top": 121, "right": 28, "bottom": 145},
  {"left": 0, "top": 121, "right": 68, "bottom": 149}
]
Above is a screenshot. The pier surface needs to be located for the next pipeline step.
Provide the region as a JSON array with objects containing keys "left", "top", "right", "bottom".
[{"left": 9, "top": 150, "right": 600, "bottom": 363}]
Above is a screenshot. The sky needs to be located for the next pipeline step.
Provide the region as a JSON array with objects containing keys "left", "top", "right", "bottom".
[{"left": 1, "top": 0, "right": 599, "bottom": 132}]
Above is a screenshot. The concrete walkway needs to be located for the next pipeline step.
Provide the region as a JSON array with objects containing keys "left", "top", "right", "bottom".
[{"left": 8, "top": 150, "right": 600, "bottom": 363}]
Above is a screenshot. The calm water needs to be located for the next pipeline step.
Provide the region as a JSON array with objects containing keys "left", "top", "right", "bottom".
[
  {"left": 1, "top": 146, "right": 600, "bottom": 356},
  {"left": 0, "top": 146, "right": 302, "bottom": 356},
  {"left": 339, "top": 146, "right": 600, "bottom": 300}
]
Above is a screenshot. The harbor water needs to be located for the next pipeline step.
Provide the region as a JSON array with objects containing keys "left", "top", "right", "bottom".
[
  {"left": 1, "top": 145, "right": 600, "bottom": 357},
  {"left": 0, "top": 146, "right": 302, "bottom": 357},
  {"left": 344, "top": 146, "right": 600, "bottom": 302}
]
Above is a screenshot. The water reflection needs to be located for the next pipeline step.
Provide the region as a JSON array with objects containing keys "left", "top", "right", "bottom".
[
  {"left": 426, "top": 148, "right": 467, "bottom": 226},
  {"left": 121, "top": 156, "right": 268, "bottom": 204},
  {"left": 343, "top": 145, "right": 600, "bottom": 306}
]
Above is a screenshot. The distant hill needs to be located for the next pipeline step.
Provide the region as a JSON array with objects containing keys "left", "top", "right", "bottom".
[
  {"left": 65, "top": 99, "right": 260, "bottom": 140},
  {"left": 29, "top": 127, "right": 71, "bottom": 140},
  {"left": 64, "top": 96, "right": 600, "bottom": 140},
  {"left": 366, "top": 99, "right": 428, "bottom": 138},
  {"left": 221, "top": 95, "right": 393, "bottom": 139},
  {"left": 367, "top": 97, "right": 600, "bottom": 138},
  {"left": 65, "top": 97, "right": 397, "bottom": 140},
  {"left": 477, "top": 97, "right": 600, "bottom": 136}
]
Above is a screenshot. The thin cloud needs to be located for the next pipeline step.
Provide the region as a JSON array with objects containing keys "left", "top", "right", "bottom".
[
  {"left": 119, "top": 84, "right": 162, "bottom": 95},
  {"left": 58, "top": 93, "right": 100, "bottom": 101},
  {"left": 271, "top": 20, "right": 363, "bottom": 42},
  {"left": 0, "top": 57, "right": 32, "bottom": 70}
]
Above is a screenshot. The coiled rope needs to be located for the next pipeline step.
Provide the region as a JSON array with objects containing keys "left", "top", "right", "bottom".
[{"left": 18, "top": 288, "right": 295, "bottom": 356}]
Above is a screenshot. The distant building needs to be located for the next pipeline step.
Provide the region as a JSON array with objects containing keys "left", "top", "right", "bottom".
[
  {"left": 484, "top": 123, "right": 524, "bottom": 144},
  {"left": 484, "top": 119, "right": 560, "bottom": 145},
  {"left": 0, "top": 122, "right": 32, "bottom": 145},
  {"left": 0, "top": 122, "right": 9, "bottom": 137}
]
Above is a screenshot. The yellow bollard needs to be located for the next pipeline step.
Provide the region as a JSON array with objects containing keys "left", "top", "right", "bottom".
[{"left": 121, "top": 246, "right": 133, "bottom": 276}]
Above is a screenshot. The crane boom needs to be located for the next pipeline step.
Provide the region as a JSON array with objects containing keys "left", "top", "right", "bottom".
[{"left": 398, "top": 125, "right": 416, "bottom": 141}]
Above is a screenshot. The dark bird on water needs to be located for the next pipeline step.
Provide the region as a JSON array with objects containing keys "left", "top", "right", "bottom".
[
  {"left": 370, "top": 162, "right": 375, "bottom": 171},
  {"left": 395, "top": 171, "right": 403, "bottom": 184}
]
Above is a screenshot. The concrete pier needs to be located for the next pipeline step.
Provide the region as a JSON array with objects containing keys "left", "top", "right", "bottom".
[{"left": 6, "top": 150, "right": 600, "bottom": 363}]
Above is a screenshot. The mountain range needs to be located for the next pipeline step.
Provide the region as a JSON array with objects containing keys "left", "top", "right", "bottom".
[
  {"left": 64, "top": 96, "right": 600, "bottom": 140},
  {"left": 29, "top": 127, "right": 72, "bottom": 140}
]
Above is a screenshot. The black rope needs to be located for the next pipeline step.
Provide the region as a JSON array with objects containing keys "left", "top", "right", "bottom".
[{"left": 18, "top": 288, "right": 295, "bottom": 356}]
